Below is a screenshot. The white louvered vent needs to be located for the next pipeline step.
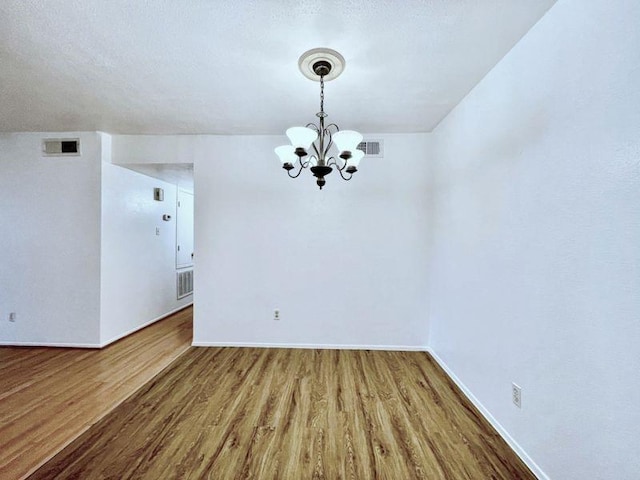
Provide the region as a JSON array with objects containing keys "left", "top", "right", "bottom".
[
  {"left": 356, "top": 140, "right": 384, "bottom": 158},
  {"left": 177, "top": 269, "right": 193, "bottom": 299},
  {"left": 42, "top": 138, "right": 81, "bottom": 156}
]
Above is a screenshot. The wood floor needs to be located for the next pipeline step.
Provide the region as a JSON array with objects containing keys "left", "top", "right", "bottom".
[
  {"left": 0, "top": 306, "right": 193, "bottom": 480},
  {"left": 28, "top": 346, "right": 536, "bottom": 480}
]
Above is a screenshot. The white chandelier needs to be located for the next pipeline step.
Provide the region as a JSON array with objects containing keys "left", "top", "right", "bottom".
[{"left": 275, "top": 48, "right": 363, "bottom": 190}]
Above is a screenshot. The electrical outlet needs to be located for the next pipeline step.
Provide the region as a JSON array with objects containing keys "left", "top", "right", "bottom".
[
  {"left": 273, "top": 309, "right": 280, "bottom": 321},
  {"left": 512, "top": 383, "right": 522, "bottom": 408},
  {"left": 9, "top": 312, "right": 16, "bottom": 322},
  {"left": 155, "top": 227, "right": 160, "bottom": 236}
]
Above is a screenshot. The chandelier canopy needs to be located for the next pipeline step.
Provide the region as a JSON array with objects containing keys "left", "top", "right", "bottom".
[{"left": 275, "top": 48, "right": 363, "bottom": 190}]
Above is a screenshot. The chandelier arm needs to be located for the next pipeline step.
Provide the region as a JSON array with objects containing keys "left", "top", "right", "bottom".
[
  {"left": 311, "top": 141, "right": 321, "bottom": 160},
  {"left": 335, "top": 165, "right": 354, "bottom": 181},
  {"left": 326, "top": 156, "right": 348, "bottom": 173},
  {"left": 322, "top": 123, "right": 340, "bottom": 163},
  {"left": 323, "top": 128, "right": 334, "bottom": 159},
  {"left": 328, "top": 155, "right": 350, "bottom": 172},
  {"left": 304, "top": 122, "right": 322, "bottom": 159},
  {"left": 286, "top": 162, "right": 306, "bottom": 179},
  {"left": 326, "top": 156, "right": 338, "bottom": 168},
  {"left": 326, "top": 156, "right": 354, "bottom": 180},
  {"left": 303, "top": 155, "right": 316, "bottom": 168}
]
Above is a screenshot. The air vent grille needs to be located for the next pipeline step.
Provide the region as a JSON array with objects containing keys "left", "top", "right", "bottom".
[
  {"left": 177, "top": 269, "right": 193, "bottom": 299},
  {"left": 356, "top": 140, "right": 383, "bottom": 158},
  {"left": 42, "top": 138, "right": 80, "bottom": 156}
]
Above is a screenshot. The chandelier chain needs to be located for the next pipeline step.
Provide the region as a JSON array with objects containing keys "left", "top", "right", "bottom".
[{"left": 320, "top": 75, "right": 325, "bottom": 114}]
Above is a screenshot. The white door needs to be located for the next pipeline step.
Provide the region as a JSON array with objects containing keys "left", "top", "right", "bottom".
[{"left": 176, "top": 189, "right": 194, "bottom": 268}]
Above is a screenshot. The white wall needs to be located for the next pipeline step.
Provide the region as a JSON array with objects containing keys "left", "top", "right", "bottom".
[
  {"left": 428, "top": 1, "right": 640, "bottom": 479},
  {"left": 100, "top": 134, "right": 191, "bottom": 345},
  {"left": 0, "top": 132, "right": 102, "bottom": 346},
  {"left": 112, "top": 135, "right": 199, "bottom": 165},
  {"left": 193, "top": 134, "right": 432, "bottom": 348},
  {"left": 0, "top": 132, "right": 192, "bottom": 347}
]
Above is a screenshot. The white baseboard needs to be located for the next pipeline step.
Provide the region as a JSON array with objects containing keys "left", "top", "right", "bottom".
[
  {"left": 0, "top": 341, "right": 102, "bottom": 348},
  {"left": 0, "top": 303, "right": 193, "bottom": 349},
  {"left": 191, "top": 341, "right": 428, "bottom": 351},
  {"left": 427, "top": 348, "right": 548, "bottom": 480},
  {"left": 100, "top": 302, "right": 193, "bottom": 347}
]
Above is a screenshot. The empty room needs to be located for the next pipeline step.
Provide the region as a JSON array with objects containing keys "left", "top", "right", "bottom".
[{"left": 1, "top": 1, "right": 638, "bottom": 479}]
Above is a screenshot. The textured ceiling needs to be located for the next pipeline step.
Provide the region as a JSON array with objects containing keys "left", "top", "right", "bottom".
[{"left": 0, "top": 0, "right": 556, "bottom": 134}]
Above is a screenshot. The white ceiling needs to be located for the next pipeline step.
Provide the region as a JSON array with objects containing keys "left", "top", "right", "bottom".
[{"left": 0, "top": 0, "right": 556, "bottom": 135}]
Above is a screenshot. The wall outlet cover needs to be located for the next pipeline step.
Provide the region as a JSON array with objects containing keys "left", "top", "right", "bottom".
[{"left": 512, "top": 383, "right": 522, "bottom": 408}]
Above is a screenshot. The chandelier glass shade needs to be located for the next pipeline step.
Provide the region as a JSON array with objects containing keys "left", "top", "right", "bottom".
[{"left": 275, "top": 48, "right": 363, "bottom": 190}]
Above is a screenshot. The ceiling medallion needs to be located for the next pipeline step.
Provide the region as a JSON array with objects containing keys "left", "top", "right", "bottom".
[{"left": 274, "top": 48, "right": 363, "bottom": 190}]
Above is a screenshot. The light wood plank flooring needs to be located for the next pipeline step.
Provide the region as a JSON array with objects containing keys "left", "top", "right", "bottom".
[
  {"left": 29, "top": 347, "right": 536, "bottom": 479},
  {"left": 0, "top": 306, "right": 192, "bottom": 480}
]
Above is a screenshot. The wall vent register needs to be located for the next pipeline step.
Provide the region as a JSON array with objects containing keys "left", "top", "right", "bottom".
[
  {"left": 177, "top": 269, "right": 193, "bottom": 299},
  {"left": 357, "top": 140, "right": 383, "bottom": 158},
  {"left": 42, "top": 138, "right": 80, "bottom": 156}
]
